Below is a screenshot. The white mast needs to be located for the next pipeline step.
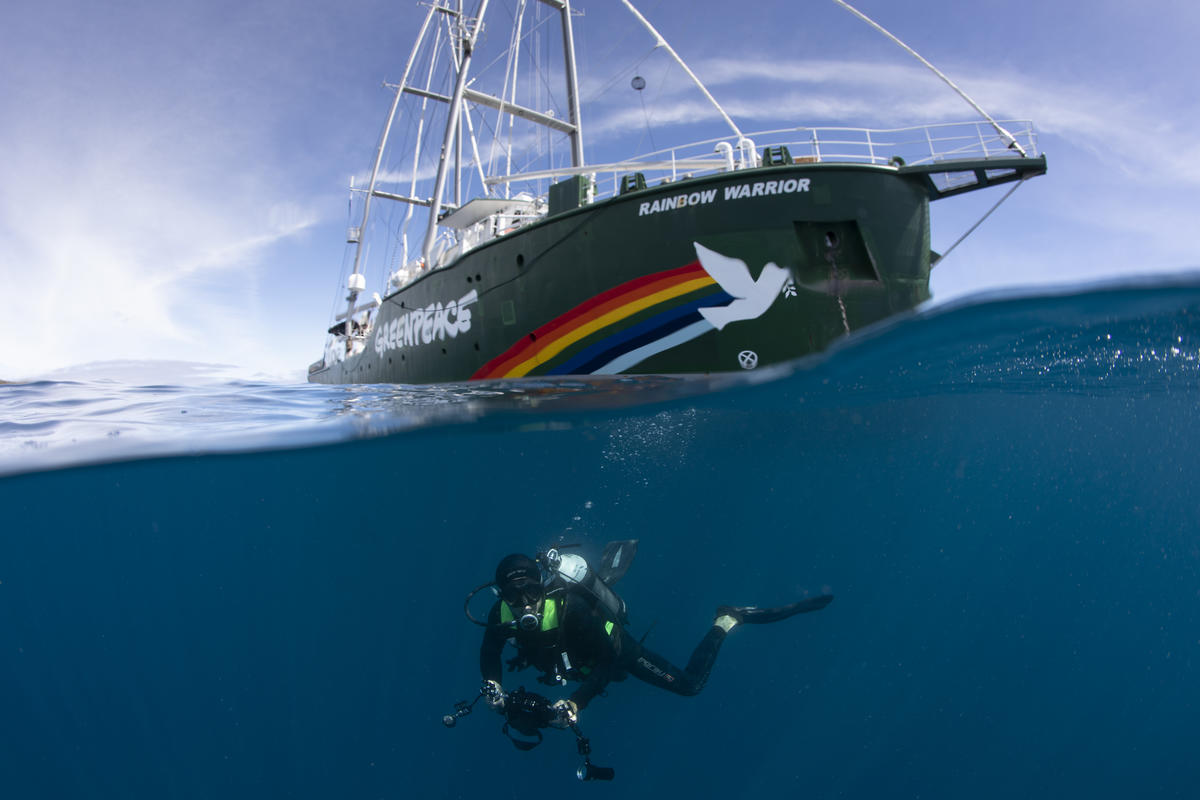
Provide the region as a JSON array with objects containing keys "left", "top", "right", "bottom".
[
  {"left": 423, "top": 0, "right": 492, "bottom": 265},
  {"left": 398, "top": 18, "right": 446, "bottom": 271},
  {"left": 419, "top": 0, "right": 584, "bottom": 262},
  {"left": 454, "top": 0, "right": 465, "bottom": 208},
  {"left": 491, "top": 0, "right": 527, "bottom": 198},
  {"left": 342, "top": 3, "right": 438, "bottom": 328},
  {"left": 559, "top": 0, "right": 585, "bottom": 167}
]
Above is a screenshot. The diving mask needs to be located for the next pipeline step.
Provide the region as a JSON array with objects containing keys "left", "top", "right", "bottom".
[{"left": 501, "top": 577, "right": 544, "bottom": 631}]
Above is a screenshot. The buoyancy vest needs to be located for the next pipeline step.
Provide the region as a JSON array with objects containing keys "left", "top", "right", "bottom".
[
  {"left": 500, "top": 597, "right": 560, "bottom": 631},
  {"left": 500, "top": 592, "right": 619, "bottom": 683}
]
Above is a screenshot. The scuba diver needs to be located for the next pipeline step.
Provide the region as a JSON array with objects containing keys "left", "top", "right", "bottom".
[{"left": 472, "top": 541, "right": 833, "bottom": 729}]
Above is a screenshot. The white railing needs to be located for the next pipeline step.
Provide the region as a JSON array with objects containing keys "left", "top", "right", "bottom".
[
  {"left": 486, "top": 119, "right": 1039, "bottom": 205},
  {"left": 590, "top": 120, "right": 1038, "bottom": 202},
  {"left": 390, "top": 119, "right": 1040, "bottom": 290}
]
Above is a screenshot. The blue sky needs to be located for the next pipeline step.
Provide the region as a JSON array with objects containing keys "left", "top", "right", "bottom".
[{"left": 1, "top": 0, "right": 1196, "bottom": 380}]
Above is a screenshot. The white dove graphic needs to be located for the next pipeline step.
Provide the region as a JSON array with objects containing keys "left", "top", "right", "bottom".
[{"left": 694, "top": 243, "right": 790, "bottom": 331}]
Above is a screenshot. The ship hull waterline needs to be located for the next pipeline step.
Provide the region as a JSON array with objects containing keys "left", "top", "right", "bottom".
[{"left": 308, "top": 159, "right": 1036, "bottom": 385}]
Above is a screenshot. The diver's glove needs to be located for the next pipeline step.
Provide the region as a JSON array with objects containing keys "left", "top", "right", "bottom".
[
  {"left": 550, "top": 698, "right": 578, "bottom": 728},
  {"left": 482, "top": 680, "right": 505, "bottom": 714}
]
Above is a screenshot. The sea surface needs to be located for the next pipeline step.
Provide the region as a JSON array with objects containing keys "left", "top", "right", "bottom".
[{"left": 2, "top": 277, "right": 1199, "bottom": 799}]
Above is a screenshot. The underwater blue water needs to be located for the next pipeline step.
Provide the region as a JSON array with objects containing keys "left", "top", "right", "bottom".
[{"left": 2, "top": 277, "right": 1200, "bottom": 799}]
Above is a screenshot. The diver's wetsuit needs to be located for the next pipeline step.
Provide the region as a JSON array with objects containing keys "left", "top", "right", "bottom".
[{"left": 480, "top": 583, "right": 728, "bottom": 709}]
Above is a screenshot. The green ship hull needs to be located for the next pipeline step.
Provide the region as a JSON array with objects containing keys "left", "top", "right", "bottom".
[{"left": 308, "top": 156, "right": 1044, "bottom": 384}]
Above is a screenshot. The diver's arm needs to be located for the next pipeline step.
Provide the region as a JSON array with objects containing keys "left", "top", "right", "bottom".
[{"left": 479, "top": 603, "right": 506, "bottom": 684}]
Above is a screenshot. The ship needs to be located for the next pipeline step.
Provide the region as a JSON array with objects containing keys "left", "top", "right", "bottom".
[{"left": 307, "top": 0, "right": 1046, "bottom": 385}]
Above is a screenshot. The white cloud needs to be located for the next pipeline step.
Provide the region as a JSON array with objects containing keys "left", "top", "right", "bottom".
[
  {"left": 0, "top": 113, "right": 319, "bottom": 379},
  {"left": 0, "top": 0, "right": 371, "bottom": 380}
]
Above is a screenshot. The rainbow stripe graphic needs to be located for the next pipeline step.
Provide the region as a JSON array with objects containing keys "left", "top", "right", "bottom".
[{"left": 473, "top": 260, "right": 732, "bottom": 379}]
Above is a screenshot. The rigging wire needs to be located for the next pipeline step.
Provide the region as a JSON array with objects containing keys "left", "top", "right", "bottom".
[
  {"left": 576, "top": 0, "right": 666, "bottom": 103},
  {"left": 502, "top": 0, "right": 527, "bottom": 195},
  {"left": 398, "top": 17, "right": 449, "bottom": 269},
  {"left": 620, "top": 0, "right": 743, "bottom": 140},
  {"left": 347, "top": 0, "right": 439, "bottom": 303},
  {"left": 936, "top": 178, "right": 1027, "bottom": 265},
  {"left": 523, "top": 7, "right": 563, "bottom": 128},
  {"left": 461, "top": 100, "right": 491, "bottom": 197},
  {"left": 485, "top": 0, "right": 527, "bottom": 182},
  {"left": 637, "top": 84, "right": 656, "bottom": 153},
  {"left": 647, "top": 58, "right": 672, "bottom": 138},
  {"left": 374, "top": 53, "right": 429, "bottom": 283},
  {"left": 580, "top": 44, "right": 659, "bottom": 105},
  {"left": 630, "top": 54, "right": 668, "bottom": 157},
  {"left": 630, "top": 53, "right": 674, "bottom": 158},
  {"left": 831, "top": 0, "right": 1027, "bottom": 157},
  {"left": 472, "top": 5, "right": 555, "bottom": 81}
]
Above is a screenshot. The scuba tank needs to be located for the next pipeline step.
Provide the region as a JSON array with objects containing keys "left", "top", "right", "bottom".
[
  {"left": 539, "top": 547, "right": 630, "bottom": 627},
  {"left": 464, "top": 540, "right": 638, "bottom": 628}
]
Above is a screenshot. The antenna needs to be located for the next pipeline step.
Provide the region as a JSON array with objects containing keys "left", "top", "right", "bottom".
[{"left": 831, "top": 0, "right": 1027, "bottom": 157}]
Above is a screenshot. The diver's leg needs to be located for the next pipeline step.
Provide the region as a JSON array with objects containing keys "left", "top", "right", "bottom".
[
  {"left": 716, "top": 593, "right": 833, "bottom": 625},
  {"left": 622, "top": 626, "right": 728, "bottom": 697},
  {"left": 622, "top": 595, "right": 834, "bottom": 697}
]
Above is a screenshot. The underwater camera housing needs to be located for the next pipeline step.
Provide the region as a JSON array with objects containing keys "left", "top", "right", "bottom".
[
  {"left": 504, "top": 687, "right": 559, "bottom": 740},
  {"left": 501, "top": 688, "right": 615, "bottom": 781},
  {"left": 444, "top": 684, "right": 615, "bottom": 781}
]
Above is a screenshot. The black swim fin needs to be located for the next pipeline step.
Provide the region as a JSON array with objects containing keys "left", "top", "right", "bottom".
[
  {"left": 596, "top": 539, "right": 638, "bottom": 585},
  {"left": 717, "top": 594, "right": 833, "bottom": 625}
]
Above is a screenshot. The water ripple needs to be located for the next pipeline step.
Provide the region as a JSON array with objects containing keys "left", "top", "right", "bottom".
[{"left": 3, "top": 275, "right": 1199, "bottom": 476}]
